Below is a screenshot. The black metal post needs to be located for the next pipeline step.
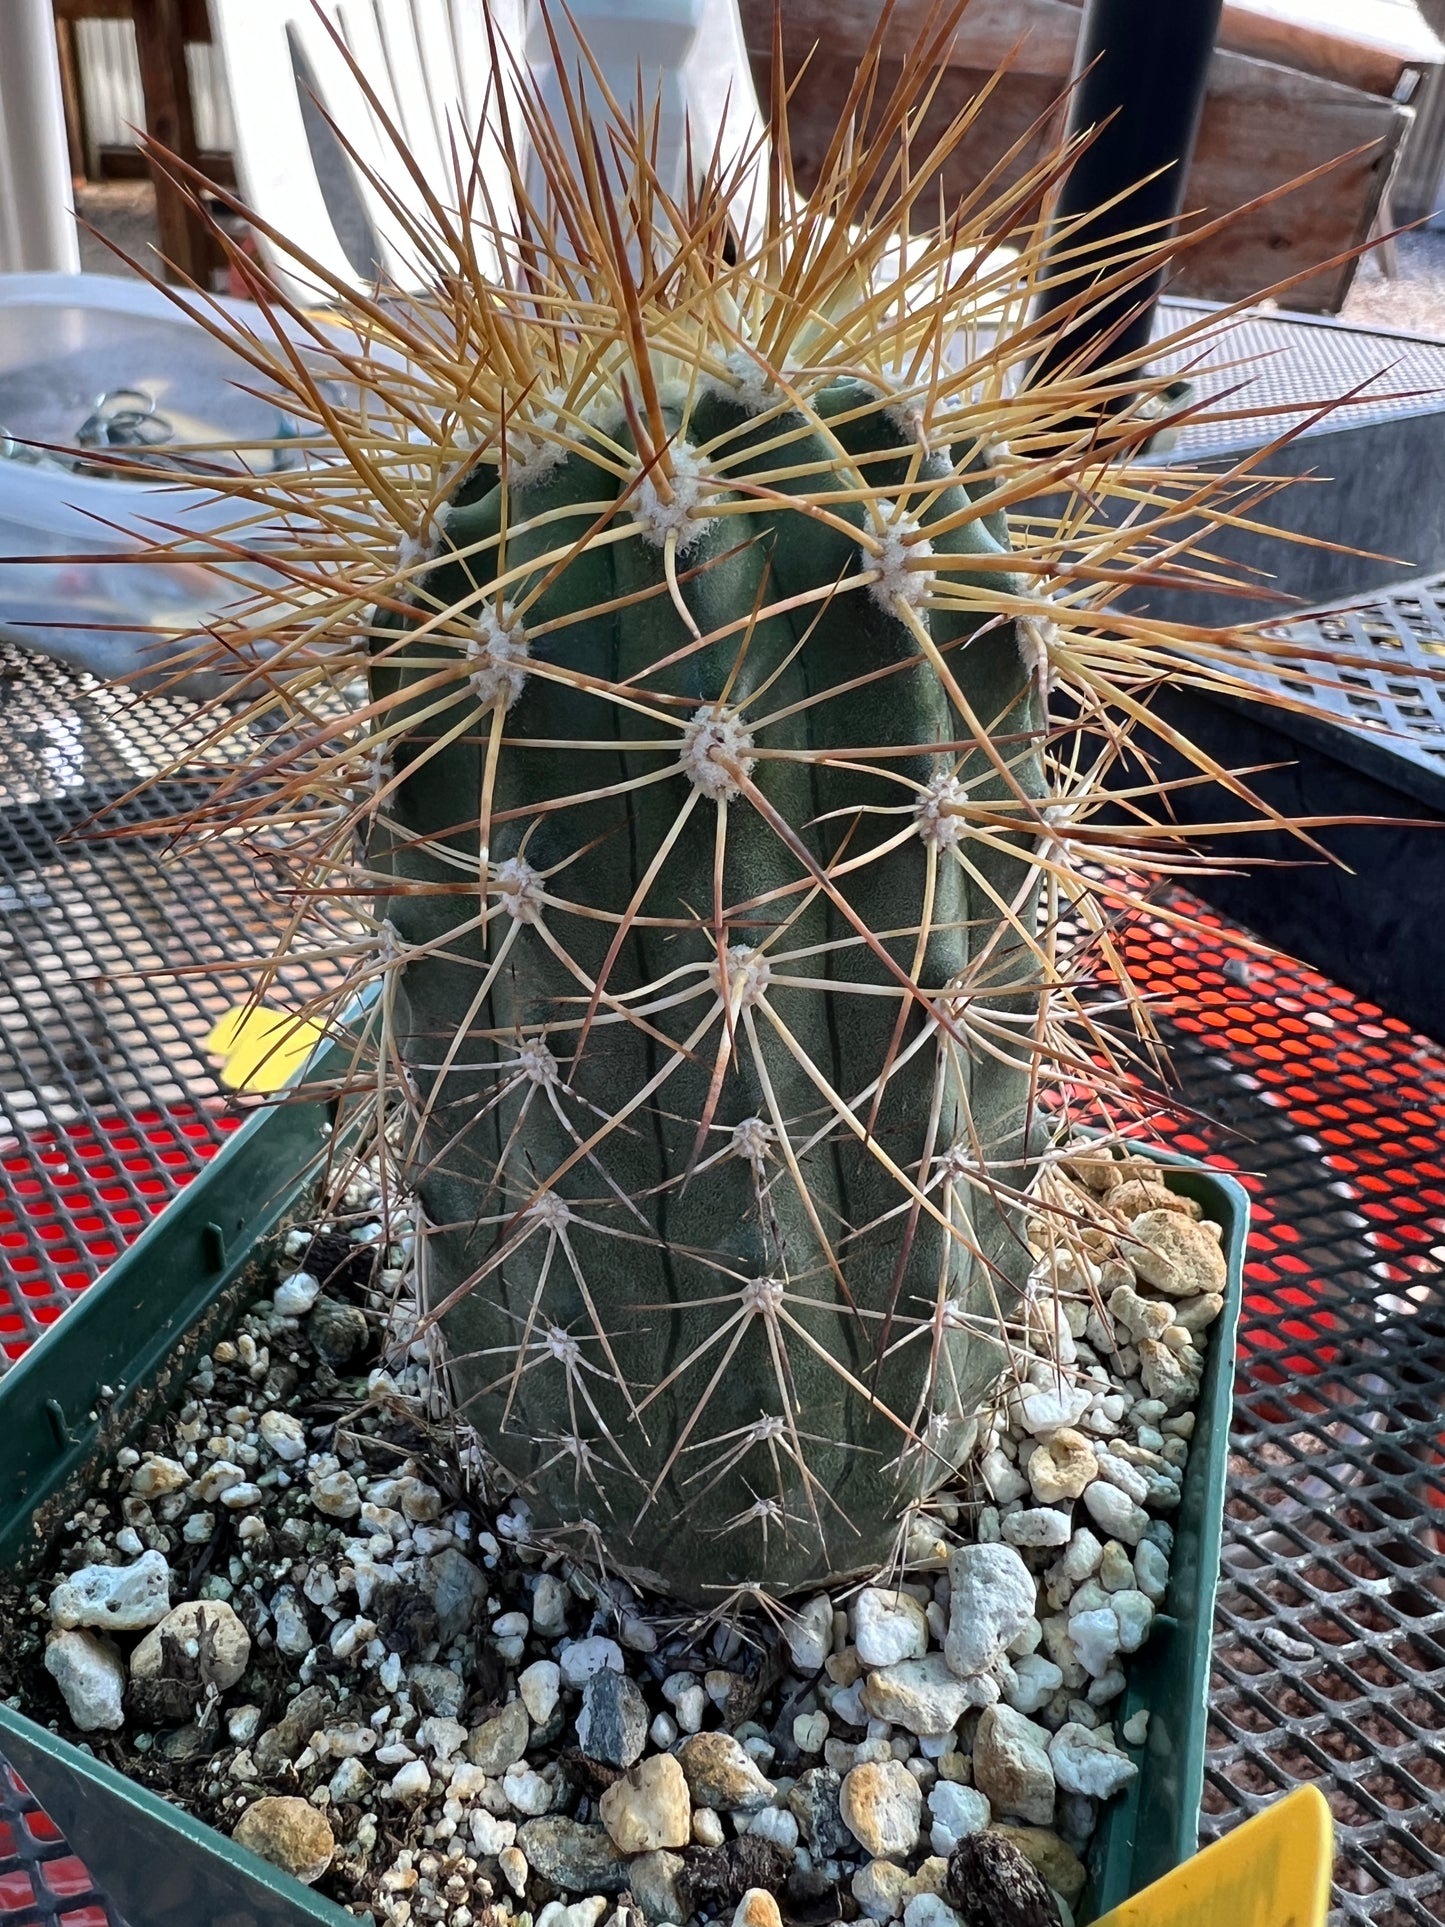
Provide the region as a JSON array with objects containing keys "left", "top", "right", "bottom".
[{"left": 1031, "top": 0, "right": 1224, "bottom": 386}]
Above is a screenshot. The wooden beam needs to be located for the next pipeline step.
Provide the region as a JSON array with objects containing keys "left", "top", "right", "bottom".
[
  {"left": 736, "top": 0, "right": 1081, "bottom": 80},
  {"left": 53, "top": 0, "right": 208, "bottom": 30},
  {"left": 128, "top": 0, "right": 214, "bottom": 284},
  {"left": 738, "top": 0, "right": 1442, "bottom": 98},
  {"left": 52, "top": 0, "right": 134, "bottom": 20},
  {"left": 1219, "top": 1, "right": 1443, "bottom": 100},
  {"left": 95, "top": 143, "right": 235, "bottom": 185},
  {"left": 51, "top": 12, "right": 89, "bottom": 183}
]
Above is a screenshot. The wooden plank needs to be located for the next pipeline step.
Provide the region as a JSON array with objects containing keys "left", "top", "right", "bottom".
[
  {"left": 52, "top": 0, "right": 134, "bottom": 20},
  {"left": 53, "top": 0, "right": 208, "bottom": 34},
  {"left": 1219, "top": 0, "right": 1442, "bottom": 99},
  {"left": 95, "top": 142, "right": 234, "bottom": 184},
  {"left": 738, "top": 0, "right": 1441, "bottom": 98},
  {"left": 1173, "top": 53, "right": 1405, "bottom": 308},
  {"left": 129, "top": 0, "right": 213, "bottom": 283},
  {"left": 52, "top": 12, "right": 90, "bottom": 182},
  {"left": 738, "top": 0, "right": 1080, "bottom": 79},
  {"left": 740, "top": 14, "right": 1405, "bottom": 312}
]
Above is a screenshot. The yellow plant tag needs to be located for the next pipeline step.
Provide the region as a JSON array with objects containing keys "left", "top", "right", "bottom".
[
  {"left": 1093, "top": 1786, "right": 1332, "bottom": 1927},
  {"left": 206, "top": 1005, "right": 327, "bottom": 1094}
]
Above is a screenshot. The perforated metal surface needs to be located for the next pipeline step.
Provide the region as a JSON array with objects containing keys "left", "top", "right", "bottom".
[
  {"left": 0, "top": 639, "right": 347, "bottom": 1361},
  {"left": 1193, "top": 572, "right": 1445, "bottom": 804},
  {"left": 0, "top": 1763, "right": 123, "bottom": 1927},
  {"left": 1117, "top": 892, "right": 1445, "bottom": 1925},
  {"left": 1154, "top": 297, "right": 1445, "bottom": 460}
]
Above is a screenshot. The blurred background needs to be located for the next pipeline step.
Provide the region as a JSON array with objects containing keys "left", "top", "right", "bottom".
[{"left": 35, "top": 0, "right": 1445, "bottom": 332}]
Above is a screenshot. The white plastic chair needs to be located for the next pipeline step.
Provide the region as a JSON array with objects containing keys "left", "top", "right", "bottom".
[
  {"left": 522, "top": 0, "right": 767, "bottom": 239},
  {"left": 208, "top": 0, "right": 529, "bottom": 303},
  {"left": 210, "top": 0, "right": 767, "bottom": 302}
]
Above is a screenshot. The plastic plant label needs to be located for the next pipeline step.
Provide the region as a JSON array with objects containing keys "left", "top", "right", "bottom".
[
  {"left": 1092, "top": 1784, "right": 1332, "bottom": 1927},
  {"left": 207, "top": 1005, "right": 327, "bottom": 1094}
]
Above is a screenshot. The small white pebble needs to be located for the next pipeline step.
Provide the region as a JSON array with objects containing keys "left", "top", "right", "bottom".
[
  {"left": 226, "top": 1704, "right": 262, "bottom": 1745},
  {"left": 219, "top": 1482, "right": 263, "bottom": 1510},
  {"left": 274, "top": 1273, "right": 322, "bottom": 1317},
  {"left": 391, "top": 1760, "right": 432, "bottom": 1803},
  {"left": 499, "top": 1845, "right": 529, "bottom": 1897},
  {"left": 793, "top": 1710, "right": 829, "bottom": 1754},
  {"left": 502, "top": 1764, "right": 551, "bottom": 1815},
  {"left": 663, "top": 1679, "right": 705, "bottom": 1733},
  {"left": 784, "top": 1596, "right": 833, "bottom": 1674},
  {"left": 693, "top": 1808, "right": 726, "bottom": 1848},
  {"left": 558, "top": 1637, "right": 623, "bottom": 1687},
  {"left": 519, "top": 1660, "right": 561, "bottom": 1725},
  {"left": 471, "top": 1810, "right": 517, "bottom": 1856},
  {"left": 747, "top": 1807, "right": 799, "bottom": 1852},
  {"left": 259, "top": 1411, "right": 308, "bottom": 1462}
]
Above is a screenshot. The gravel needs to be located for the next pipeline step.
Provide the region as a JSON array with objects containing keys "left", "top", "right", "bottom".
[{"left": 0, "top": 1147, "right": 1219, "bottom": 1924}]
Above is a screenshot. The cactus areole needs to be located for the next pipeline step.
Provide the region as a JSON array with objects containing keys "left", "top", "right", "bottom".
[
  {"left": 376, "top": 382, "right": 1044, "bottom": 1598},
  {"left": 117, "top": 6, "right": 1341, "bottom": 1606}
]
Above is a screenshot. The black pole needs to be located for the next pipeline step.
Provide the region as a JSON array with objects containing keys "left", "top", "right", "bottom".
[{"left": 1031, "top": 0, "right": 1224, "bottom": 388}]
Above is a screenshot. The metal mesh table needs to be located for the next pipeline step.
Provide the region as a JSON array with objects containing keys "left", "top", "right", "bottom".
[
  {"left": 1194, "top": 572, "right": 1445, "bottom": 807},
  {"left": 0, "top": 1765, "right": 121, "bottom": 1927},
  {"left": 0, "top": 1762, "right": 120, "bottom": 1927},
  {"left": 0, "top": 643, "right": 1442, "bottom": 1921},
  {"left": 1115, "top": 898, "right": 1445, "bottom": 1923},
  {"left": 1154, "top": 298, "right": 1445, "bottom": 464},
  {"left": 0, "top": 638, "right": 348, "bottom": 1358}
]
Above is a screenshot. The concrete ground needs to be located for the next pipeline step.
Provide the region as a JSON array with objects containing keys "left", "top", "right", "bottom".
[
  {"left": 1341, "top": 227, "right": 1445, "bottom": 337},
  {"left": 75, "top": 182, "right": 163, "bottom": 282}
]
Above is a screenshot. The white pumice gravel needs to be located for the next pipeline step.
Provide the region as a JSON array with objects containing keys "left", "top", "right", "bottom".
[{"left": 1, "top": 1147, "right": 1220, "bottom": 1925}]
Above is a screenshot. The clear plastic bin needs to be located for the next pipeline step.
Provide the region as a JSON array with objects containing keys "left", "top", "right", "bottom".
[{"left": 0, "top": 273, "right": 317, "bottom": 690}]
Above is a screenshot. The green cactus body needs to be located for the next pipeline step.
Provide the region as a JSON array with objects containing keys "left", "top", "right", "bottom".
[{"left": 374, "top": 376, "right": 1044, "bottom": 1599}]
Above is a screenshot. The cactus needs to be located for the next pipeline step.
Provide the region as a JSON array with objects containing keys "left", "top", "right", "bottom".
[
  {"left": 123, "top": 7, "right": 1367, "bottom": 1603},
  {"left": 376, "top": 374, "right": 1047, "bottom": 1594}
]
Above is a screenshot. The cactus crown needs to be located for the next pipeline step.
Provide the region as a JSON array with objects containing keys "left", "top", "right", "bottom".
[{"left": 119, "top": 5, "right": 1362, "bottom": 1600}]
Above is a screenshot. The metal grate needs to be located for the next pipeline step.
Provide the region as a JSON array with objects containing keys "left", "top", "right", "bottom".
[
  {"left": 0, "top": 1763, "right": 124, "bottom": 1927},
  {"left": 1116, "top": 892, "right": 1445, "bottom": 1925},
  {"left": 0, "top": 638, "right": 349, "bottom": 1363},
  {"left": 1154, "top": 297, "right": 1445, "bottom": 461},
  {"left": 1207, "top": 574, "right": 1445, "bottom": 802}
]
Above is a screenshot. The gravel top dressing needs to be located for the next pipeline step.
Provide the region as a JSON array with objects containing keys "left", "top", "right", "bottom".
[{"left": 0, "top": 1147, "right": 1223, "bottom": 1927}]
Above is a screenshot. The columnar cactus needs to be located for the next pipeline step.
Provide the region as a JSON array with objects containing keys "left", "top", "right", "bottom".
[
  {"left": 375, "top": 376, "right": 1047, "bottom": 1593},
  {"left": 127, "top": 8, "right": 1358, "bottom": 1604}
]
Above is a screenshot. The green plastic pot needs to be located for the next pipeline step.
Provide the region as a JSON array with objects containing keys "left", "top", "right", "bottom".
[{"left": 0, "top": 1050, "right": 1246, "bottom": 1927}]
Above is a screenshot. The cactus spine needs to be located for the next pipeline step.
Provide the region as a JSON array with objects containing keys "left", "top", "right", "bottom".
[
  {"left": 378, "top": 377, "right": 1046, "bottom": 1593},
  {"left": 123, "top": 6, "right": 1360, "bottom": 1605}
]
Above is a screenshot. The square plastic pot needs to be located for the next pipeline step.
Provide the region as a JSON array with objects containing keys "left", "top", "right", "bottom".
[{"left": 0, "top": 1066, "right": 1248, "bottom": 1927}]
